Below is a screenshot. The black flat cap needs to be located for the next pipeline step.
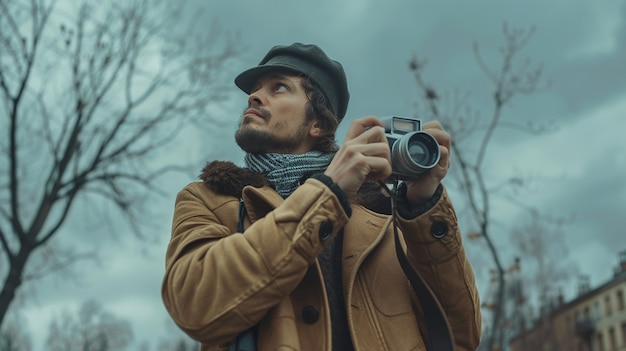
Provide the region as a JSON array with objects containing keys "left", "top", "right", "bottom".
[{"left": 235, "top": 43, "right": 350, "bottom": 121}]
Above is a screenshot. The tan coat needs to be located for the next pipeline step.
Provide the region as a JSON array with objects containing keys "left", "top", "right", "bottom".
[{"left": 162, "top": 163, "right": 481, "bottom": 351}]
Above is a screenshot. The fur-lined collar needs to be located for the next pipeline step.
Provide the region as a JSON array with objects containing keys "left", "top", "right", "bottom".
[
  {"left": 199, "top": 161, "right": 270, "bottom": 198},
  {"left": 199, "top": 160, "right": 392, "bottom": 214}
]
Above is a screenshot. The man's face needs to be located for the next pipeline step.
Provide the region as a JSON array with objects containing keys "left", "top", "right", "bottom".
[{"left": 235, "top": 73, "right": 315, "bottom": 154}]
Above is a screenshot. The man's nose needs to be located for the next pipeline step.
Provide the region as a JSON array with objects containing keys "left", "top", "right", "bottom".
[{"left": 248, "top": 90, "right": 265, "bottom": 107}]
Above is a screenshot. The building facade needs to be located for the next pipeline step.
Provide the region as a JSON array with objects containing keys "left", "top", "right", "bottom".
[{"left": 510, "top": 251, "right": 626, "bottom": 351}]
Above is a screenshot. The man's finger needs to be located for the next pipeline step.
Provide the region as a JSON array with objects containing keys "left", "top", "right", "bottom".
[
  {"left": 423, "top": 126, "right": 451, "bottom": 150},
  {"left": 344, "top": 116, "right": 384, "bottom": 140}
]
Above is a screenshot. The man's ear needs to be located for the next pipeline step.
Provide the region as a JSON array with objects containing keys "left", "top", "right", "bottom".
[{"left": 309, "top": 120, "right": 325, "bottom": 138}]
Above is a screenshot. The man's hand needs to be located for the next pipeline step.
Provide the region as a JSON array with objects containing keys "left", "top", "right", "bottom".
[
  {"left": 324, "top": 116, "right": 392, "bottom": 198},
  {"left": 404, "top": 120, "right": 451, "bottom": 208}
]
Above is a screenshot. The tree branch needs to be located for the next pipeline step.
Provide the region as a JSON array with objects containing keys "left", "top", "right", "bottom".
[
  {"left": 35, "top": 183, "right": 81, "bottom": 247},
  {"left": 22, "top": 247, "right": 93, "bottom": 282},
  {"left": 0, "top": 226, "right": 13, "bottom": 260},
  {"left": 0, "top": 0, "right": 28, "bottom": 64},
  {"left": 6, "top": 0, "right": 55, "bottom": 241}
]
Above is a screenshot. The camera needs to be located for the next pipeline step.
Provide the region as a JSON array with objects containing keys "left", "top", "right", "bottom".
[{"left": 381, "top": 116, "right": 441, "bottom": 180}]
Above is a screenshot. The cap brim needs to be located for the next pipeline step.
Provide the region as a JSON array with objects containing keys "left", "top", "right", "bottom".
[{"left": 234, "top": 65, "right": 302, "bottom": 94}]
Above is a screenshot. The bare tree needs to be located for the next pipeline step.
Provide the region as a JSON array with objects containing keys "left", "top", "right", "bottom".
[
  {"left": 0, "top": 0, "right": 238, "bottom": 328},
  {"left": 483, "top": 208, "right": 574, "bottom": 349},
  {"left": 511, "top": 211, "right": 574, "bottom": 307},
  {"left": 46, "top": 300, "right": 132, "bottom": 351},
  {"left": 408, "top": 23, "right": 552, "bottom": 350},
  {"left": 0, "top": 312, "right": 32, "bottom": 351}
]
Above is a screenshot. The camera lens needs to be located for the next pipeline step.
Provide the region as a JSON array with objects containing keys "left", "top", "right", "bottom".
[
  {"left": 408, "top": 141, "right": 428, "bottom": 164},
  {"left": 391, "top": 131, "right": 441, "bottom": 177}
]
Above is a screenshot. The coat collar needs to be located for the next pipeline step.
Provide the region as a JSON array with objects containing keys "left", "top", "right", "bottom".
[{"left": 199, "top": 160, "right": 271, "bottom": 198}]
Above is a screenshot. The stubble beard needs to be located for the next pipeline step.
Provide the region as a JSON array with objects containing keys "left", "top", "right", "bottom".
[{"left": 235, "top": 117, "right": 309, "bottom": 154}]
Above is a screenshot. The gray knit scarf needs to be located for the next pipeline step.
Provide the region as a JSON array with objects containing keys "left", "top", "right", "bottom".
[{"left": 245, "top": 151, "right": 333, "bottom": 197}]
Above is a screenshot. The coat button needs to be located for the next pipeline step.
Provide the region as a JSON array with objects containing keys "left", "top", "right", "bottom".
[
  {"left": 302, "top": 305, "right": 319, "bottom": 324},
  {"left": 431, "top": 221, "right": 448, "bottom": 239},
  {"left": 319, "top": 221, "right": 333, "bottom": 241}
]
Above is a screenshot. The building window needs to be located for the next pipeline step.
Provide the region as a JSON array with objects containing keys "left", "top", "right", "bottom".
[
  {"left": 622, "top": 323, "right": 626, "bottom": 349},
  {"left": 596, "top": 332, "right": 604, "bottom": 351},
  {"left": 566, "top": 315, "right": 572, "bottom": 336},
  {"left": 617, "top": 289, "right": 624, "bottom": 311},
  {"left": 594, "top": 302, "right": 601, "bottom": 320},
  {"left": 605, "top": 295, "right": 612, "bottom": 317},
  {"left": 609, "top": 327, "right": 616, "bottom": 350}
]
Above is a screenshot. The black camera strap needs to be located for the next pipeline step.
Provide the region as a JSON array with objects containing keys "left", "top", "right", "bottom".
[{"left": 386, "top": 181, "right": 456, "bottom": 351}]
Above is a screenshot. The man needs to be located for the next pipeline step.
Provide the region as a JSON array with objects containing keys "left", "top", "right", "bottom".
[{"left": 162, "top": 43, "right": 481, "bottom": 351}]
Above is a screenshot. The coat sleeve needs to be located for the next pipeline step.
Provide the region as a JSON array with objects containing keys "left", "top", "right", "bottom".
[
  {"left": 161, "top": 180, "right": 349, "bottom": 346},
  {"left": 396, "top": 186, "right": 482, "bottom": 351}
]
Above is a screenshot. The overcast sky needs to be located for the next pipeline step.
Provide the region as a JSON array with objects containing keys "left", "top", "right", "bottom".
[{"left": 15, "top": 0, "right": 626, "bottom": 349}]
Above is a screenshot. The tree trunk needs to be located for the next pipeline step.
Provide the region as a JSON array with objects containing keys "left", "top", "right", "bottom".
[{"left": 0, "top": 246, "right": 31, "bottom": 328}]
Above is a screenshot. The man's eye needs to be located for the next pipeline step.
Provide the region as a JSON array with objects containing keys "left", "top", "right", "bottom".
[{"left": 273, "top": 83, "right": 288, "bottom": 92}]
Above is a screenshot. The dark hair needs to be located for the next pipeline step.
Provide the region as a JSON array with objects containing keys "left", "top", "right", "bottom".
[{"left": 301, "top": 77, "right": 339, "bottom": 153}]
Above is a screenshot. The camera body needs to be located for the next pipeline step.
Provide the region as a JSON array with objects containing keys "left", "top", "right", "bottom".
[{"left": 381, "top": 116, "right": 441, "bottom": 180}]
